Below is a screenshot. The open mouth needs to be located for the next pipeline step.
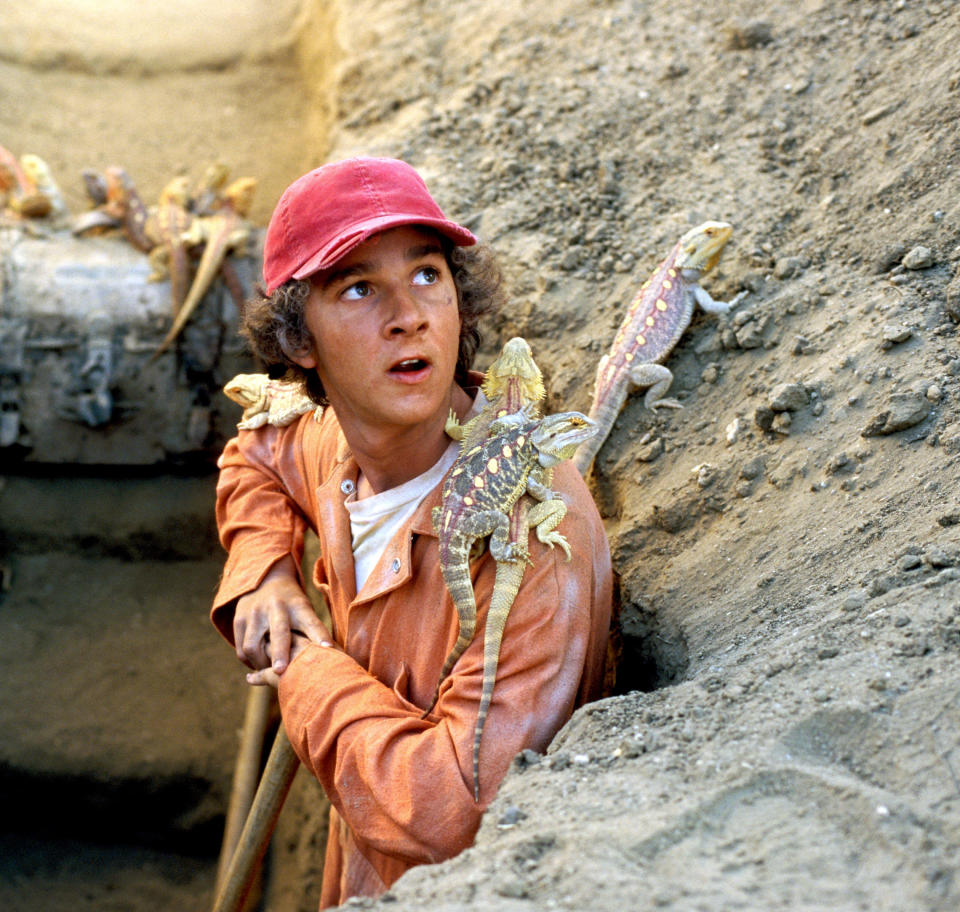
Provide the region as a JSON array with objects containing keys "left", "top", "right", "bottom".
[{"left": 389, "top": 358, "right": 429, "bottom": 374}]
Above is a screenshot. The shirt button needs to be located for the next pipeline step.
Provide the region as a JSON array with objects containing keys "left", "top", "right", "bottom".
[
  {"left": 391, "top": 558, "right": 401, "bottom": 573},
  {"left": 340, "top": 479, "right": 355, "bottom": 494}
]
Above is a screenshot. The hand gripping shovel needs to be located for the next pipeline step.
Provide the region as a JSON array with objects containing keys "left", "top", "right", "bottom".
[{"left": 213, "top": 535, "right": 324, "bottom": 910}]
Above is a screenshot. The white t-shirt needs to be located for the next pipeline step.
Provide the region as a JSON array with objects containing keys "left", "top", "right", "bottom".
[{"left": 344, "top": 397, "right": 483, "bottom": 594}]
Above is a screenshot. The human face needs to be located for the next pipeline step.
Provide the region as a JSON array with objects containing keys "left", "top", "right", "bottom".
[{"left": 293, "top": 226, "right": 463, "bottom": 439}]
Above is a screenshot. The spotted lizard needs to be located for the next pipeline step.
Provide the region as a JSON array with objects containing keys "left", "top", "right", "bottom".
[
  {"left": 71, "top": 168, "right": 119, "bottom": 237},
  {"left": 103, "top": 165, "right": 153, "bottom": 252},
  {"left": 431, "top": 408, "right": 597, "bottom": 800},
  {"left": 19, "top": 154, "right": 68, "bottom": 221},
  {"left": 223, "top": 373, "right": 322, "bottom": 430},
  {"left": 1, "top": 145, "right": 52, "bottom": 219},
  {"left": 422, "top": 337, "right": 549, "bottom": 719},
  {"left": 191, "top": 160, "right": 231, "bottom": 216},
  {"left": 152, "top": 176, "right": 256, "bottom": 358},
  {"left": 573, "top": 221, "right": 742, "bottom": 475},
  {"left": 145, "top": 175, "right": 194, "bottom": 314},
  {"left": 81, "top": 168, "right": 109, "bottom": 207}
]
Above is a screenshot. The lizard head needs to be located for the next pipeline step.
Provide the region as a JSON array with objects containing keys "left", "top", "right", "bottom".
[
  {"left": 675, "top": 221, "right": 733, "bottom": 274},
  {"left": 19, "top": 154, "right": 54, "bottom": 189},
  {"left": 81, "top": 169, "right": 108, "bottom": 206},
  {"left": 159, "top": 175, "right": 191, "bottom": 207},
  {"left": 104, "top": 165, "right": 135, "bottom": 213},
  {"left": 199, "top": 160, "right": 230, "bottom": 192},
  {"left": 225, "top": 177, "right": 258, "bottom": 216},
  {"left": 482, "top": 336, "right": 545, "bottom": 407},
  {"left": 532, "top": 411, "right": 598, "bottom": 467},
  {"left": 223, "top": 373, "right": 265, "bottom": 408}
]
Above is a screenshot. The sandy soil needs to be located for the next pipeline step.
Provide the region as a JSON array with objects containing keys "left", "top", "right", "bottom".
[
  {"left": 0, "top": 0, "right": 327, "bottom": 226},
  {"left": 2, "top": 0, "right": 959, "bottom": 910}
]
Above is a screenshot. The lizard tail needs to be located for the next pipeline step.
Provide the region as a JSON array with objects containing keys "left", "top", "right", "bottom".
[
  {"left": 420, "top": 556, "right": 478, "bottom": 719},
  {"left": 219, "top": 259, "right": 247, "bottom": 310},
  {"left": 169, "top": 244, "right": 190, "bottom": 315},
  {"left": 151, "top": 233, "right": 230, "bottom": 360},
  {"left": 572, "top": 391, "right": 625, "bottom": 476},
  {"left": 472, "top": 558, "right": 524, "bottom": 802}
]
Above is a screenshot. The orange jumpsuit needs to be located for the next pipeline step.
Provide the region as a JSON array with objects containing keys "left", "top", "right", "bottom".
[{"left": 212, "top": 389, "right": 613, "bottom": 907}]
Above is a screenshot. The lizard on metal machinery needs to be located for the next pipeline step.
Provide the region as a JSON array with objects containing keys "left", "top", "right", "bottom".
[
  {"left": 573, "top": 221, "right": 744, "bottom": 475},
  {"left": 145, "top": 175, "right": 194, "bottom": 316},
  {"left": 153, "top": 176, "right": 257, "bottom": 358},
  {"left": 431, "top": 403, "right": 598, "bottom": 800}
]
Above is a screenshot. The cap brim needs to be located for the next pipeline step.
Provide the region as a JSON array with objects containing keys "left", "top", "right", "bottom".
[{"left": 291, "top": 215, "right": 477, "bottom": 282}]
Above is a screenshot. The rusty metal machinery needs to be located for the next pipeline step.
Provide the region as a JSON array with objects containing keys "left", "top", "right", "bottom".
[{"left": 0, "top": 227, "right": 258, "bottom": 465}]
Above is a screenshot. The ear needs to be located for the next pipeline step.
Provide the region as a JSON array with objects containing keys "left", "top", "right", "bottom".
[
  {"left": 281, "top": 337, "right": 317, "bottom": 369},
  {"left": 289, "top": 348, "right": 317, "bottom": 369}
]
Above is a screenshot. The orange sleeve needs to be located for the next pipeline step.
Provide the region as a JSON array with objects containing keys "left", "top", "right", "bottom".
[
  {"left": 277, "top": 517, "right": 609, "bottom": 868},
  {"left": 211, "top": 425, "right": 310, "bottom": 643}
]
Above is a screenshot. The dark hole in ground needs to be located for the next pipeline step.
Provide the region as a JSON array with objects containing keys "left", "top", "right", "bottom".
[{"left": 612, "top": 580, "right": 690, "bottom": 694}]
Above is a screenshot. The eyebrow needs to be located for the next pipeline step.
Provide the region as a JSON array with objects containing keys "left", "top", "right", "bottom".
[
  {"left": 318, "top": 242, "right": 446, "bottom": 291},
  {"left": 319, "top": 261, "right": 372, "bottom": 291},
  {"left": 406, "top": 242, "right": 445, "bottom": 260}
]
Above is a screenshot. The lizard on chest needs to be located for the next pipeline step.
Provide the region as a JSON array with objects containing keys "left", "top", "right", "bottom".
[
  {"left": 431, "top": 396, "right": 597, "bottom": 799},
  {"left": 422, "top": 337, "right": 548, "bottom": 718}
]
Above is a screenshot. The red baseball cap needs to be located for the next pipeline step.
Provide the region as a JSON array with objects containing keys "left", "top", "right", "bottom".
[{"left": 262, "top": 157, "right": 477, "bottom": 293}]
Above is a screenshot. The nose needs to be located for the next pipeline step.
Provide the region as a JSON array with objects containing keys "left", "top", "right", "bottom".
[{"left": 384, "top": 284, "right": 428, "bottom": 336}]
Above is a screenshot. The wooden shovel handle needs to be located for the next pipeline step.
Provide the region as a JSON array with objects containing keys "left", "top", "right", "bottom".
[
  {"left": 215, "top": 685, "right": 275, "bottom": 893},
  {"left": 211, "top": 721, "right": 300, "bottom": 912}
]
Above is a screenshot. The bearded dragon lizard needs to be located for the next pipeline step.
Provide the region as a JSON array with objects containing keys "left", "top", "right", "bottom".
[
  {"left": 103, "top": 166, "right": 153, "bottom": 252},
  {"left": 191, "top": 160, "right": 231, "bottom": 216},
  {"left": 19, "top": 154, "right": 68, "bottom": 222},
  {"left": 223, "top": 373, "right": 322, "bottom": 429},
  {"left": 574, "top": 221, "right": 742, "bottom": 475},
  {"left": 153, "top": 176, "right": 256, "bottom": 357},
  {"left": 145, "top": 175, "right": 194, "bottom": 314},
  {"left": 1, "top": 145, "right": 52, "bottom": 219},
  {"left": 431, "top": 408, "right": 597, "bottom": 800},
  {"left": 421, "top": 337, "right": 549, "bottom": 718}
]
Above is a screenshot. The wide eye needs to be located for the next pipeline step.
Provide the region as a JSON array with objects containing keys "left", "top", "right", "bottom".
[
  {"left": 342, "top": 281, "right": 372, "bottom": 301},
  {"left": 412, "top": 266, "right": 440, "bottom": 285}
]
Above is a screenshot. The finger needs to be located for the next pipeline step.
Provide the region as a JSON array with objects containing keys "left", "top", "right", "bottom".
[
  {"left": 269, "top": 602, "right": 292, "bottom": 673},
  {"left": 241, "top": 617, "right": 270, "bottom": 669},
  {"left": 289, "top": 633, "right": 334, "bottom": 664},
  {"left": 233, "top": 615, "right": 247, "bottom": 664},
  {"left": 246, "top": 667, "right": 279, "bottom": 688},
  {"left": 290, "top": 604, "right": 330, "bottom": 643}
]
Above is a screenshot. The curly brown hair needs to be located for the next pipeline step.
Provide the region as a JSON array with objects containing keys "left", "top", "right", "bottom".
[{"left": 239, "top": 239, "right": 504, "bottom": 405}]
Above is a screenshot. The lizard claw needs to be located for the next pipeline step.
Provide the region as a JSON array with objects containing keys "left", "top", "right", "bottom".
[
  {"left": 649, "top": 398, "right": 683, "bottom": 411},
  {"left": 503, "top": 543, "right": 530, "bottom": 564},
  {"left": 444, "top": 408, "right": 464, "bottom": 440},
  {"left": 539, "top": 531, "right": 572, "bottom": 561}
]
